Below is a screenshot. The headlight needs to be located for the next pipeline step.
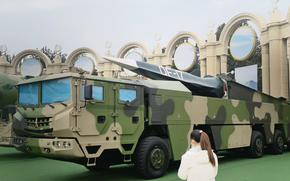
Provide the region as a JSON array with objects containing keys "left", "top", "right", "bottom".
[
  {"left": 63, "top": 141, "right": 71, "bottom": 148},
  {"left": 52, "top": 140, "right": 72, "bottom": 149},
  {"left": 13, "top": 137, "right": 24, "bottom": 145}
]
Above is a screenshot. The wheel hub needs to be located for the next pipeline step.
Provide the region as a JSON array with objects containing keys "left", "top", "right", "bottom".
[
  {"left": 255, "top": 139, "right": 263, "bottom": 153},
  {"left": 150, "top": 147, "right": 165, "bottom": 170},
  {"left": 277, "top": 136, "right": 284, "bottom": 149}
]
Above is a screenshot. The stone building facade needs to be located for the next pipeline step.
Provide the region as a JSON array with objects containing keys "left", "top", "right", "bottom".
[{"left": 1, "top": 8, "right": 290, "bottom": 99}]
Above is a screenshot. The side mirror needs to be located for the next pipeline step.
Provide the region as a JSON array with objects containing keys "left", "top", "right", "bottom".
[{"left": 84, "top": 85, "right": 93, "bottom": 100}]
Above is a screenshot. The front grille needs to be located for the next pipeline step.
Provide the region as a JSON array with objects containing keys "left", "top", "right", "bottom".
[
  {"left": 24, "top": 128, "right": 53, "bottom": 133},
  {"left": 25, "top": 117, "right": 52, "bottom": 131}
]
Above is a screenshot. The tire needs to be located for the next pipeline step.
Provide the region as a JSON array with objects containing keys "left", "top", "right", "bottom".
[
  {"left": 271, "top": 130, "right": 285, "bottom": 154},
  {"left": 249, "top": 131, "right": 264, "bottom": 158},
  {"left": 135, "top": 136, "right": 170, "bottom": 179}
]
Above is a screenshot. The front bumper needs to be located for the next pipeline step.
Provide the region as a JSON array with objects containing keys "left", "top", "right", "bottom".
[
  {"left": 13, "top": 137, "right": 85, "bottom": 159},
  {"left": 0, "top": 136, "right": 13, "bottom": 146}
]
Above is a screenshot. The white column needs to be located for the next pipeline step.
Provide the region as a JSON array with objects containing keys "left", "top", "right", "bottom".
[
  {"left": 280, "top": 39, "right": 288, "bottom": 99},
  {"left": 268, "top": 38, "right": 288, "bottom": 98},
  {"left": 216, "top": 56, "right": 221, "bottom": 75},
  {"left": 261, "top": 45, "right": 270, "bottom": 94},
  {"left": 200, "top": 59, "right": 206, "bottom": 77},
  {"left": 269, "top": 39, "right": 281, "bottom": 97},
  {"left": 220, "top": 55, "right": 227, "bottom": 74},
  {"left": 206, "top": 56, "right": 216, "bottom": 76},
  {"left": 287, "top": 38, "right": 290, "bottom": 99}
]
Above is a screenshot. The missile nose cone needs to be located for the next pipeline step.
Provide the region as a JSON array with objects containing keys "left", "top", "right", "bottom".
[
  {"left": 102, "top": 56, "right": 120, "bottom": 63},
  {"left": 102, "top": 56, "right": 138, "bottom": 70}
]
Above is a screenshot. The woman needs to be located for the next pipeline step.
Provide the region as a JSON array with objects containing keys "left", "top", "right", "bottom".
[{"left": 178, "top": 130, "right": 218, "bottom": 181}]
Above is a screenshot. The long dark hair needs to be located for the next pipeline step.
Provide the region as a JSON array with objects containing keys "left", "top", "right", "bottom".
[{"left": 190, "top": 129, "right": 216, "bottom": 166}]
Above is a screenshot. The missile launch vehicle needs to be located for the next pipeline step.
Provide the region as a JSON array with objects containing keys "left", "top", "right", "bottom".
[{"left": 13, "top": 57, "right": 290, "bottom": 179}]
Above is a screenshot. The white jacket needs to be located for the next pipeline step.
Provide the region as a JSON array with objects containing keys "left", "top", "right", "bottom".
[{"left": 178, "top": 147, "right": 218, "bottom": 181}]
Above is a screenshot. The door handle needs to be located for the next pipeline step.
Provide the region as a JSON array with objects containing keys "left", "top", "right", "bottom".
[
  {"left": 97, "top": 116, "right": 106, "bottom": 124},
  {"left": 132, "top": 116, "right": 139, "bottom": 124}
]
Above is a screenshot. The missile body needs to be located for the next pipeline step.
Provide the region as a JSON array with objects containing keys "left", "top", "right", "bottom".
[{"left": 103, "top": 57, "right": 225, "bottom": 98}]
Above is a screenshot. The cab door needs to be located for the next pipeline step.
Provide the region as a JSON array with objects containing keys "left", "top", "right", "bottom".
[
  {"left": 78, "top": 81, "right": 114, "bottom": 136},
  {"left": 114, "top": 83, "right": 144, "bottom": 135}
]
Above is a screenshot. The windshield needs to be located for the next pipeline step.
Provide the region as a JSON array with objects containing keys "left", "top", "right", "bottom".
[
  {"left": 42, "top": 78, "right": 71, "bottom": 105},
  {"left": 19, "top": 83, "right": 39, "bottom": 106}
]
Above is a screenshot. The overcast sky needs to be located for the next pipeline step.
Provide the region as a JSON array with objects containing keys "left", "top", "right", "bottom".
[{"left": 0, "top": 0, "right": 289, "bottom": 56}]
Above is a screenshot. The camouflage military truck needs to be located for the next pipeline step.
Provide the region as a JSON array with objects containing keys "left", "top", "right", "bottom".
[
  {"left": 13, "top": 61, "right": 290, "bottom": 179},
  {"left": 0, "top": 72, "right": 19, "bottom": 146}
]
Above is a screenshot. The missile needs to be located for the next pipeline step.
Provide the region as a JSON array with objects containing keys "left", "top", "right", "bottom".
[{"left": 102, "top": 56, "right": 225, "bottom": 98}]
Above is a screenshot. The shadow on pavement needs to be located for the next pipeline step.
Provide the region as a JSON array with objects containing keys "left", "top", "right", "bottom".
[
  {"left": 59, "top": 164, "right": 180, "bottom": 181},
  {"left": 56, "top": 165, "right": 144, "bottom": 181},
  {"left": 0, "top": 151, "right": 38, "bottom": 161}
]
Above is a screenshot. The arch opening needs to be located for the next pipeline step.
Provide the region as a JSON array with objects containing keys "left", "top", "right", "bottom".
[
  {"left": 18, "top": 56, "right": 44, "bottom": 77},
  {"left": 73, "top": 53, "right": 95, "bottom": 74},
  {"left": 168, "top": 36, "right": 200, "bottom": 76},
  {"left": 225, "top": 19, "right": 262, "bottom": 91},
  {"left": 66, "top": 48, "right": 99, "bottom": 75},
  {"left": 118, "top": 46, "right": 146, "bottom": 77}
]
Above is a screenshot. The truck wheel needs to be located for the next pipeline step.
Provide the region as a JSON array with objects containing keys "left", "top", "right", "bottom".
[
  {"left": 249, "top": 131, "right": 264, "bottom": 158},
  {"left": 135, "top": 136, "right": 170, "bottom": 179},
  {"left": 271, "top": 130, "right": 285, "bottom": 154}
]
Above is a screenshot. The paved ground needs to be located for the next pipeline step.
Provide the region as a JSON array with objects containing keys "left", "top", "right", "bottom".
[{"left": 0, "top": 147, "right": 290, "bottom": 181}]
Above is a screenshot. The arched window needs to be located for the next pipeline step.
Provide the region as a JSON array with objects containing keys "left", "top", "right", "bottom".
[
  {"left": 18, "top": 56, "right": 43, "bottom": 77},
  {"left": 172, "top": 37, "right": 200, "bottom": 76},
  {"left": 73, "top": 53, "right": 95, "bottom": 73},
  {"left": 226, "top": 20, "right": 261, "bottom": 91},
  {"left": 122, "top": 48, "right": 145, "bottom": 77}
]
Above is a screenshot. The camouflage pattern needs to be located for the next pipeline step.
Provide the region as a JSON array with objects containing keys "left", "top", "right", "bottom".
[
  {"left": 12, "top": 72, "right": 290, "bottom": 168},
  {"left": 0, "top": 72, "right": 20, "bottom": 146}
]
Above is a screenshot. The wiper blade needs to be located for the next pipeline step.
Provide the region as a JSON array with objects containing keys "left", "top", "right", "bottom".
[
  {"left": 59, "top": 102, "right": 68, "bottom": 107},
  {"left": 54, "top": 101, "right": 68, "bottom": 107},
  {"left": 48, "top": 104, "right": 55, "bottom": 109}
]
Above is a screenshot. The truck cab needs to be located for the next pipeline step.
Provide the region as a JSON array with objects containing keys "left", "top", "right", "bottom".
[{"left": 13, "top": 72, "right": 146, "bottom": 169}]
